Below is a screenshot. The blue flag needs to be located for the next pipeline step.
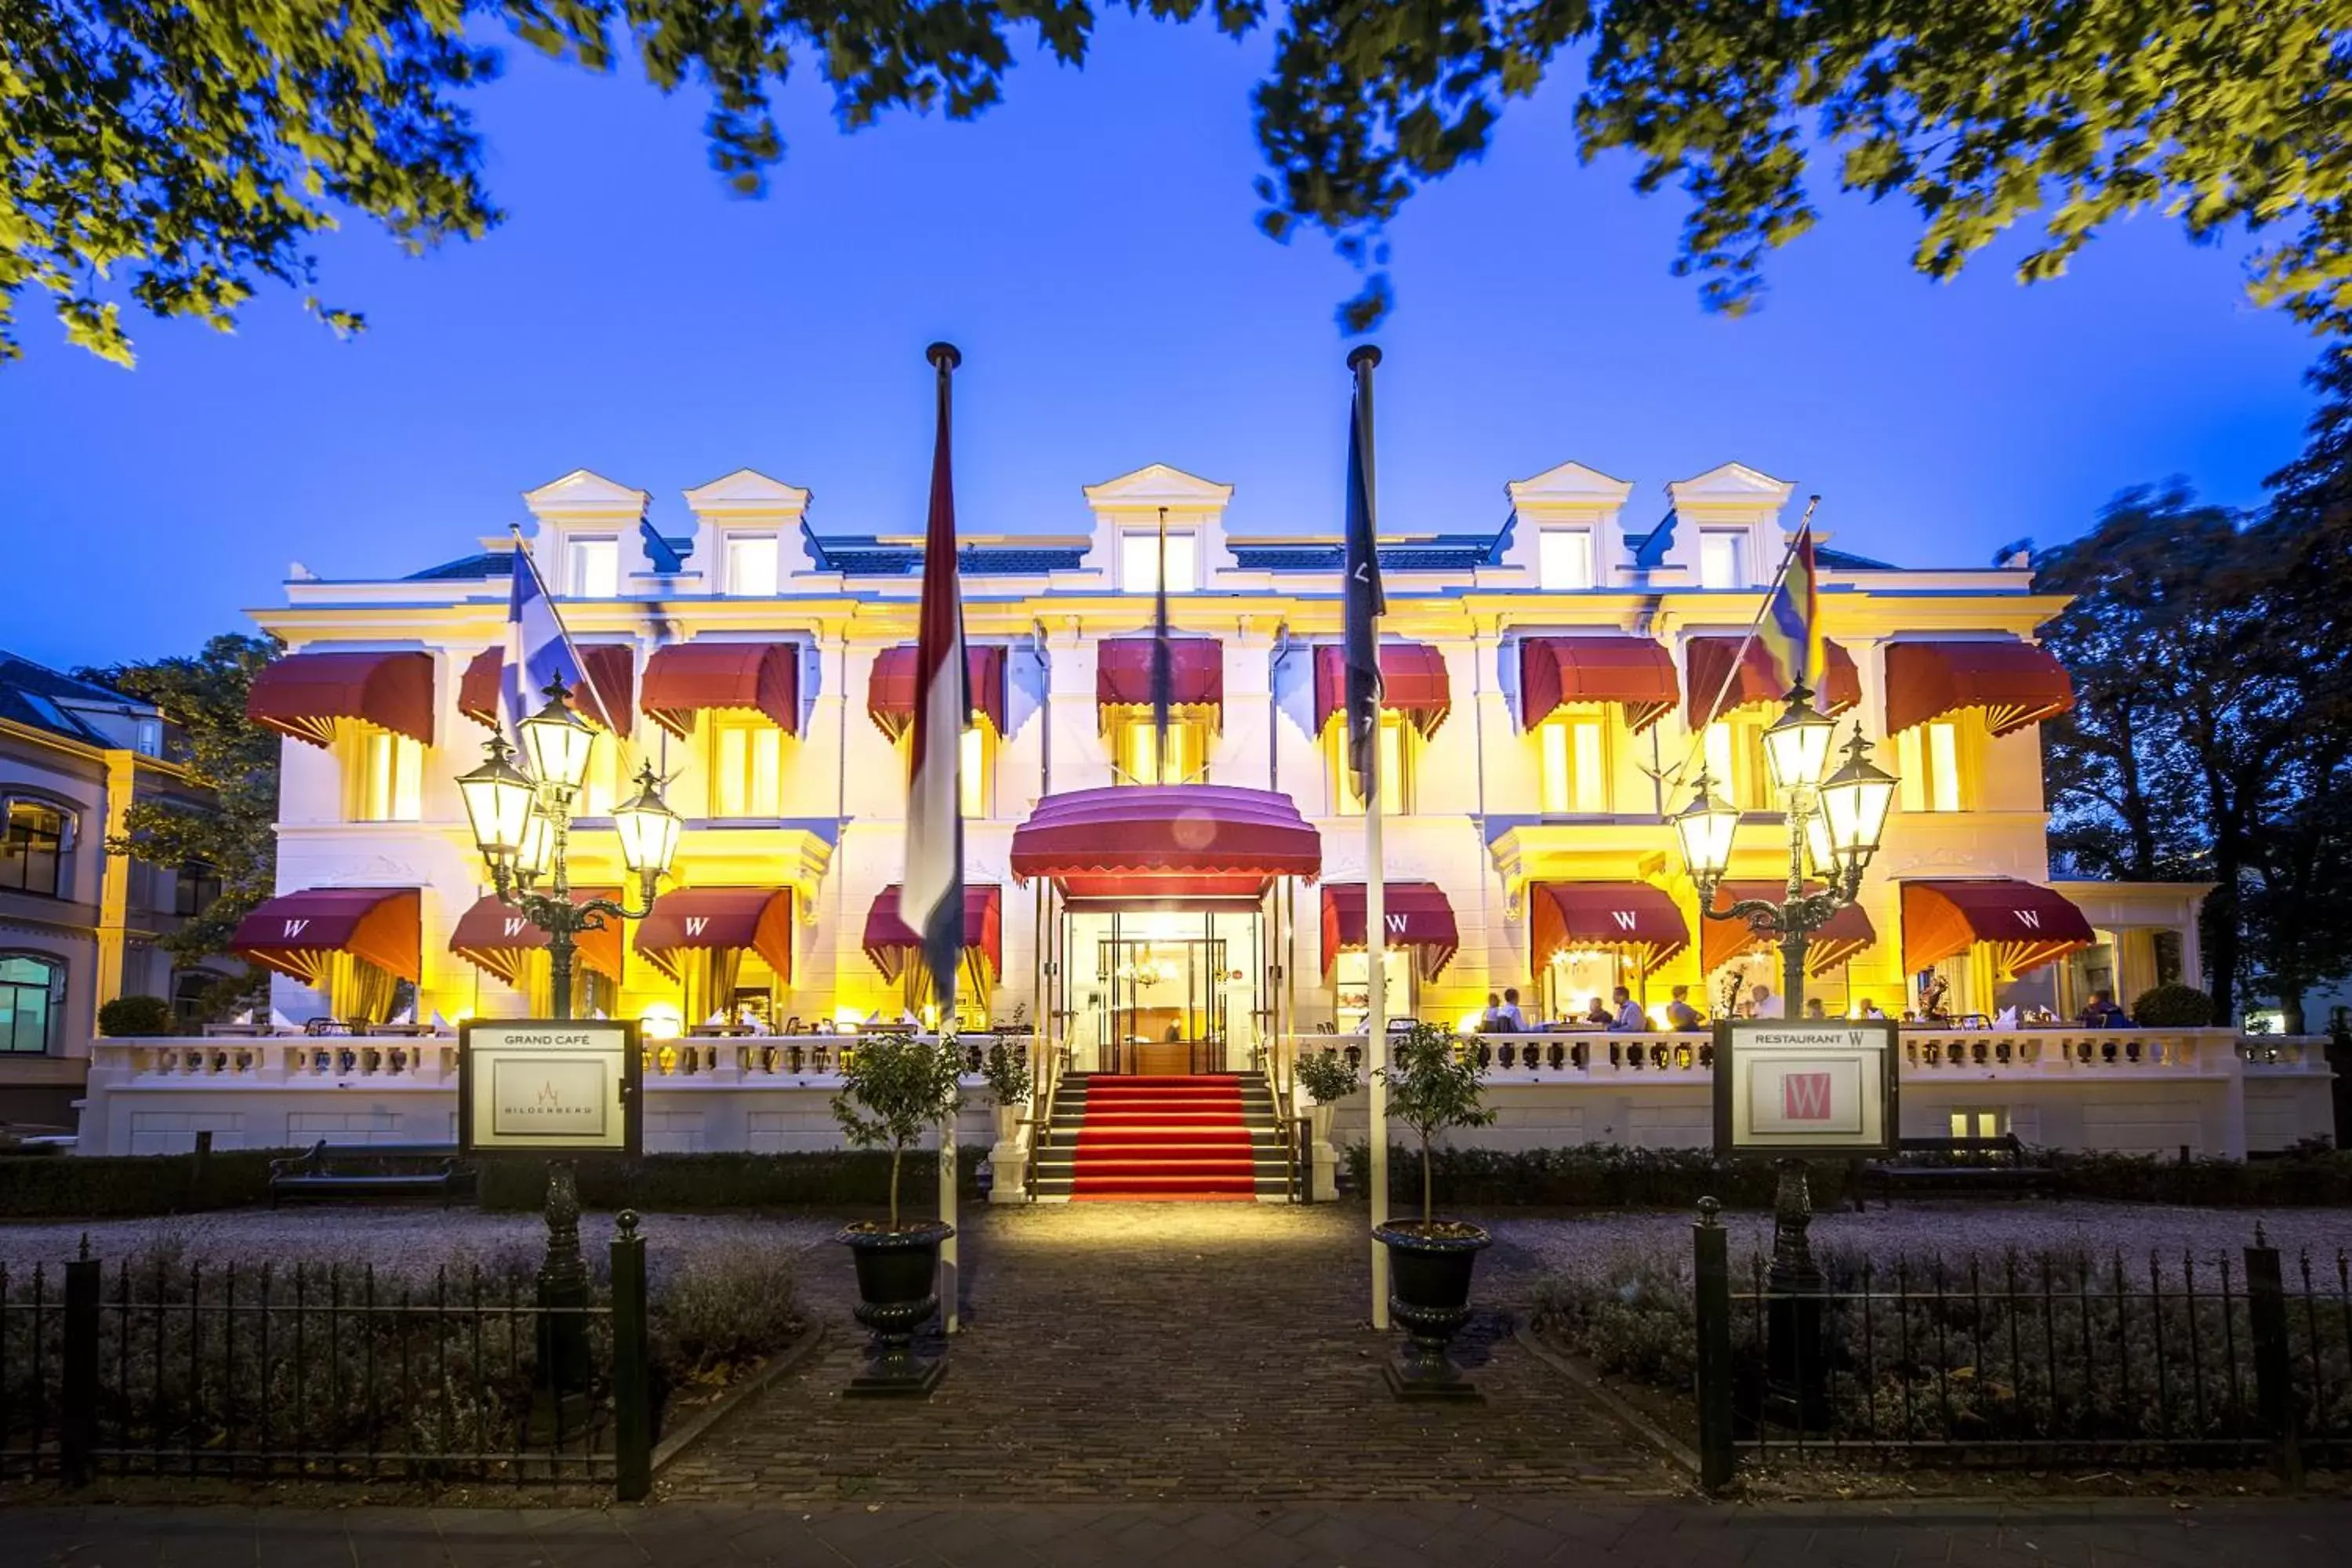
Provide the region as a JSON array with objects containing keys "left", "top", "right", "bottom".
[{"left": 1341, "top": 350, "right": 1387, "bottom": 804}]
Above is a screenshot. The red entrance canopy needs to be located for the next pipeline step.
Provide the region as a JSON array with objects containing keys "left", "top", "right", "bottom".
[
  {"left": 633, "top": 887, "right": 794, "bottom": 982},
  {"left": 1684, "top": 636, "right": 1862, "bottom": 727},
  {"left": 1701, "top": 882, "right": 1877, "bottom": 976},
  {"left": 230, "top": 887, "right": 420, "bottom": 985},
  {"left": 448, "top": 890, "right": 625, "bottom": 985},
  {"left": 1529, "top": 881, "right": 1690, "bottom": 972},
  {"left": 458, "top": 644, "right": 636, "bottom": 735},
  {"left": 1010, "top": 785, "right": 1320, "bottom": 899},
  {"left": 1901, "top": 879, "right": 2093, "bottom": 978},
  {"left": 1311, "top": 644, "right": 1451, "bottom": 737},
  {"left": 1320, "top": 882, "right": 1460, "bottom": 979},
  {"left": 866, "top": 644, "right": 1010, "bottom": 739},
  {"left": 1886, "top": 641, "right": 2074, "bottom": 737},
  {"left": 1519, "top": 637, "right": 1678, "bottom": 734},
  {"left": 246, "top": 652, "right": 434, "bottom": 748},
  {"left": 641, "top": 643, "right": 799, "bottom": 739},
  {"left": 861, "top": 884, "right": 1005, "bottom": 983},
  {"left": 1096, "top": 638, "right": 1223, "bottom": 717}
]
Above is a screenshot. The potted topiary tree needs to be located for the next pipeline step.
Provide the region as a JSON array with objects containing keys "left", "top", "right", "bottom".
[
  {"left": 1371, "top": 1021, "right": 1497, "bottom": 1398},
  {"left": 831, "top": 1030, "right": 966, "bottom": 1395},
  {"left": 97, "top": 995, "right": 176, "bottom": 1036},
  {"left": 1293, "top": 1047, "right": 1359, "bottom": 1149},
  {"left": 981, "top": 1035, "right": 1033, "bottom": 1145}
]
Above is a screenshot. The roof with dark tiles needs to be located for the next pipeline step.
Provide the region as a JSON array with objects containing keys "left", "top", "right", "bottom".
[{"left": 0, "top": 652, "right": 148, "bottom": 747}]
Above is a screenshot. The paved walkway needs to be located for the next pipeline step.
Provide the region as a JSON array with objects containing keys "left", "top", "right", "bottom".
[
  {"left": 14, "top": 1498, "right": 2351, "bottom": 1566},
  {"left": 659, "top": 1202, "right": 1679, "bottom": 1504}
]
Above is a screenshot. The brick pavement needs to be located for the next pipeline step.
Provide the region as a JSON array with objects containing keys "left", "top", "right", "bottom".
[
  {"left": 13, "top": 1497, "right": 2352, "bottom": 1566},
  {"left": 658, "top": 1201, "right": 1681, "bottom": 1504}
]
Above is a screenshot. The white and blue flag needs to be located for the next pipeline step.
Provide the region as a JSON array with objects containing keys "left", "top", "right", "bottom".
[{"left": 501, "top": 543, "right": 615, "bottom": 735}]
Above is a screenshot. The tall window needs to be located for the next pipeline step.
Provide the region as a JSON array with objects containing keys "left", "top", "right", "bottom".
[
  {"left": 0, "top": 800, "right": 69, "bottom": 897},
  {"left": 173, "top": 861, "right": 223, "bottom": 918},
  {"left": 723, "top": 533, "right": 780, "bottom": 596},
  {"left": 1896, "top": 721, "right": 1965, "bottom": 812},
  {"left": 1703, "top": 717, "right": 1773, "bottom": 810},
  {"left": 1120, "top": 530, "right": 1196, "bottom": 593},
  {"left": 350, "top": 728, "right": 423, "bottom": 822},
  {"left": 1116, "top": 717, "right": 1207, "bottom": 785},
  {"left": 1334, "top": 714, "right": 1410, "bottom": 815},
  {"left": 1538, "top": 713, "right": 1609, "bottom": 814},
  {"left": 1537, "top": 528, "right": 1596, "bottom": 590},
  {"left": 0, "top": 953, "right": 63, "bottom": 1054},
  {"left": 566, "top": 535, "right": 620, "bottom": 597},
  {"left": 710, "top": 716, "right": 784, "bottom": 816},
  {"left": 960, "top": 726, "right": 989, "bottom": 818},
  {"left": 573, "top": 731, "right": 628, "bottom": 817},
  {"left": 1697, "top": 531, "right": 1745, "bottom": 589}
]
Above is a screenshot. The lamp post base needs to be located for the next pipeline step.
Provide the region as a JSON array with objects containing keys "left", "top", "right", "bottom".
[
  {"left": 1765, "top": 1157, "right": 1828, "bottom": 1428},
  {"left": 537, "top": 1160, "right": 592, "bottom": 1396}
]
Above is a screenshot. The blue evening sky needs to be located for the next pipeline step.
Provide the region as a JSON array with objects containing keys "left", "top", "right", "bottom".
[{"left": 0, "top": 20, "right": 2323, "bottom": 670}]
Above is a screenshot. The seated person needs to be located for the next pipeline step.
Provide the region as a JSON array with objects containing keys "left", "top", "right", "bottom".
[
  {"left": 1804, "top": 998, "right": 1828, "bottom": 1020},
  {"left": 1609, "top": 986, "right": 1647, "bottom": 1031},
  {"left": 1857, "top": 998, "right": 1888, "bottom": 1019},
  {"left": 1583, "top": 996, "right": 1612, "bottom": 1026},
  {"left": 1497, "top": 989, "right": 1530, "bottom": 1032},
  {"left": 2079, "top": 989, "right": 2131, "bottom": 1028},
  {"left": 1664, "top": 985, "right": 1704, "bottom": 1031}
]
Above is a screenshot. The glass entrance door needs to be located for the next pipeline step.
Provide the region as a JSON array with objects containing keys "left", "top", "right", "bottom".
[{"left": 1061, "top": 907, "right": 1262, "bottom": 1074}]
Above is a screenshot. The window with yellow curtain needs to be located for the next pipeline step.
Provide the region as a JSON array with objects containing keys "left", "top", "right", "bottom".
[
  {"left": 1334, "top": 714, "right": 1410, "bottom": 815},
  {"left": 1702, "top": 716, "right": 1773, "bottom": 810},
  {"left": 347, "top": 728, "right": 422, "bottom": 822},
  {"left": 1896, "top": 720, "right": 1966, "bottom": 812},
  {"left": 710, "top": 716, "right": 784, "bottom": 816},
  {"left": 1538, "top": 713, "right": 1609, "bottom": 814},
  {"left": 960, "top": 725, "right": 988, "bottom": 816},
  {"left": 1116, "top": 717, "right": 1208, "bottom": 785},
  {"left": 574, "top": 730, "right": 628, "bottom": 816}
]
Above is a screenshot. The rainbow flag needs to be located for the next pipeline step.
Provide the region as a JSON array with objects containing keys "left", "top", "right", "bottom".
[{"left": 1757, "top": 526, "right": 1824, "bottom": 698}]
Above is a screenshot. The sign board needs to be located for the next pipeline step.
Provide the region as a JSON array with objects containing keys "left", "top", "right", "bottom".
[
  {"left": 1712, "top": 1018, "right": 1898, "bottom": 1158},
  {"left": 459, "top": 1019, "right": 641, "bottom": 1158}
]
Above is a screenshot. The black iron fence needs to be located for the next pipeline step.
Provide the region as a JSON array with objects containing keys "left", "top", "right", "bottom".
[
  {"left": 1692, "top": 1204, "right": 2352, "bottom": 1488},
  {"left": 0, "top": 1221, "right": 655, "bottom": 1498}
]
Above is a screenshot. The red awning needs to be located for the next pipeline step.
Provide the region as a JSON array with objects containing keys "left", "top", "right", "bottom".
[
  {"left": 1700, "top": 882, "right": 1878, "bottom": 977},
  {"left": 1010, "top": 785, "right": 1320, "bottom": 899},
  {"left": 867, "top": 644, "right": 1010, "bottom": 740},
  {"left": 459, "top": 645, "right": 636, "bottom": 735},
  {"left": 632, "top": 887, "right": 794, "bottom": 982},
  {"left": 1519, "top": 637, "right": 1679, "bottom": 734},
  {"left": 448, "top": 890, "right": 625, "bottom": 985},
  {"left": 1886, "top": 641, "right": 2074, "bottom": 737},
  {"left": 1529, "top": 882, "right": 1690, "bottom": 972},
  {"left": 1901, "top": 879, "right": 2094, "bottom": 978},
  {"left": 1097, "top": 639, "right": 1223, "bottom": 717},
  {"left": 861, "top": 884, "right": 1005, "bottom": 983},
  {"left": 1311, "top": 644, "right": 1451, "bottom": 737},
  {"left": 1684, "top": 637, "right": 1862, "bottom": 727},
  {"left": 641, "top": 642, "right": 799, "bottom": 738},
  {"left": 1320, "top": 882, "right": 1460, "bottom": 979},
  {"left": 246, "top": 652, "right": 434, "bottom": 748},
  {"left": 230, "top": 887, "right": 420, "bottom": 985}
]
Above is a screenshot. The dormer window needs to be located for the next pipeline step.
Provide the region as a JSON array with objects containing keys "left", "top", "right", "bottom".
[
  {"left": 1697, "top": 531, "right": 1745, "bottom": 590},
  {"left": 723, "top": 532, "right": 781, "bottom": 596},
  {"left": 566, "top": 535, "right": 620, "bottom": 597},
  {"left": 1537, "top": 528, "right": 1597, "bottom": 590},
  {"left": 1120, "top": 530, "right": 1196, "bottom": 593}
]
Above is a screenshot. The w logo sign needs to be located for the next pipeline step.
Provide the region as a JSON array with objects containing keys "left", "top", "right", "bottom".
[
  {"left": 1782, "top": 1073, "right": 1835, "bottom": 1123},
  {"left": 684, "top": 916, "right": 711, "bottom": 938},
  {"left": 2014, "top": 909, "right": 2042, "bottom": 930},
  {"left": 281, "top": 919, "right": 310, "bottom": 939},
  {"left": 1610, "top": 910, "right": 1639, "bottom": 932},
  {"left": 502, "top": 917, "right": 530, "bottom": 939},
  {"left": 1386, "top": 913, "right": 1412, "bottom": 936}
]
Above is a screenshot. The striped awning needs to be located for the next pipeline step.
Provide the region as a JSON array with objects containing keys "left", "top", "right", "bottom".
[
  {"left": 861, "top": 884, "right": 1004, "bottom": 983},
  {"left": 640, "top": 643, "right": 799, "bottom": 738},
  {"left": 1528, "top": 881, "right": 1690, "bottom": 972},
  {"left": 459, "top": 644, "right": 636, "bottom": 735},
  {"left": 230, "top": 887, "right": 420, "bottom": 986},
  {"left": 1684, "top": 636, "right": 1862, "bottom": 727},
  {"left": 1011, "top": 785, "right": 1319, "bottom": 899},
  {"left": 632, "top": 887, "right": 795, "bottom": 983},
  {"left": 1700, "top": 882, "right": 1877, "bottom": 977},
  {"left": 1900, "top": 879, "right": 2094, "bottom": 978},
  {"left": 245, "top": 652, "right": 434, "bottom": 748},
  {"left": 448, "top": 890, "right": 624, "bottom": 985},
  {"left": 1886, "top": 641, "right": 2074, "bottom": 737},
  {"left": 1319, "top": 881, "right": 1460, "bottom": 979},
  {"left": 1519, "top": 637, "right": 1678, "bottom": 734},
  {"left": 1311, "top": 644, "right": 1451, "bottom": 736},
  {"left": 867, "top": 644, "right": 1009, "bottom": 739},
  {"left": 1096, "top": 638, "right": 1223, "bottom": 717}
]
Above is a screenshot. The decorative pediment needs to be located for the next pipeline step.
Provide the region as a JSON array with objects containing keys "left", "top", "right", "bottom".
[
  {"left": 522, "top": 468, "right": 651, "bottom": 519},
  {"left": 683, "top": 468, "right": 811, "bottom": 517},
  {"left": 1506, "top": 460, "right": 1635, "bottom": 514},
  {"left": 1081, "top": 463, "right": 1235, "bottom": 511},
  {"left": 1667, "top": 462, "right": 1795, "bottom": 513}
]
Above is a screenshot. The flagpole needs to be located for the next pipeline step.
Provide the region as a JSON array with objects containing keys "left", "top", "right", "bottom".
[
  {"left": 1348, "top": 343, "right": 1391, "bottom": 1331},
  {"left": 1661, "top": 495, "right": 1821, "bottom": 793},
  {"left": 923, "top": 339, "right": 967, "bottom": 1336}
]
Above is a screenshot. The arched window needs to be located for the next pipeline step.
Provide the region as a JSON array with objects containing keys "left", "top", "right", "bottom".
[
  {"left": 0, "top": 953, "right": 65, "bottom": 1054},
  {"left": 0, "top": 797, "right": 74, "bottom": 898}
]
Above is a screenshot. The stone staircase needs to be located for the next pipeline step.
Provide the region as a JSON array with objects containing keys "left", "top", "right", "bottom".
[{"left": 1029, "top": 1072, "right": 1290, "bottom": 1201}]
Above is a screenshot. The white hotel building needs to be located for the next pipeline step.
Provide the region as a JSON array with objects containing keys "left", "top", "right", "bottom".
[{"left": 72, "top": 459, "right": 2336, "bottom": 1181}]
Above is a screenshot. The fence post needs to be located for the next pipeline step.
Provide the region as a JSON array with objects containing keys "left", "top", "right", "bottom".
[
  {"left": 60, "top": 1236, "right": 98, "bottom": 1487},
  {"left": 2245, "top": 1225, "right": 2303, "bottom": 1489},
  {"left": 609, "top": 1210, "right": 653, "bottom": 1502},
  {"left": 1692, "top": 1197, "right": 1735, "bottom": 1493}
]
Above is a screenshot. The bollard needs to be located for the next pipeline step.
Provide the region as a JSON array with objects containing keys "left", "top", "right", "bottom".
[
  {"left": 61, "top": 1236, "right": 99, "bottom": 1486},
  {"left": 1692, "top": 1198, "right": 1736, "bottom": 1492},
  {"left": 609, "top": 1210, "right": 653, "bottom": 1501},
  {"left": 2245, "top": 1226, "right": 2303, "bottom": 1489}
]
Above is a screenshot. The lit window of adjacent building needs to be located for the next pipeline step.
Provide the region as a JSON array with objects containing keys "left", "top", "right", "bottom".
[
  {"left": 0, "top": 799, "right": 70, "bottom": 897},
  {"left": 1896, "top": 721, "right": 1965, "bottom": 812},
  {"left": 1120, "top": 530, "right": 1197, "bottom": 593},
  {"left": 1949, "top": 1107, "right": 2007, "bottom": 1140},
  {"left": 349, "top": 729, "right": 423, "bottom": 822},
  {"left": 1538, "top": 713, "right": 1610, "bottom": 814},
  {"left": 566, "top": 535, "right": 621, "bottom": 598},
  {"left": 1334, "top": 714, "right": 1410, "bottom": 815},
  {"left": 710, "top": 716, "right": 785, "bottom": 817},
  {"left": 723, "top": 533, "right": 781, "bottom": 596},
  {"left": 1537, "top": 528, "right": 1596, "bottom": 590},
  {"left": 0, "top": 953, "right": 64, "bottom": 1054},
  {"left": 1116, "top": 717, "right": 1208, "bottom": 785},
  {"left": 1697, "top": 531, "right": 1745, "bottom": 590},
  {"left": 1703, "top": 717, "right": 1773, "bottom": 811}
]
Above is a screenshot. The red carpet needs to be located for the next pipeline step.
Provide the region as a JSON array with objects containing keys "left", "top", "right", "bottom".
[{"left": 1066, "top": 1074, "right": 1260, "bottom": 1200}]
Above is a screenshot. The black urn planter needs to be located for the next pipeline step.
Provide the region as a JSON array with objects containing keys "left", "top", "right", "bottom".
[
  {"left": 1373, "top": 1221, "right": 1492, "bottom": 1400},
  {"left": 836, "top": 1221, "right": 953, "bottom": 1397}
]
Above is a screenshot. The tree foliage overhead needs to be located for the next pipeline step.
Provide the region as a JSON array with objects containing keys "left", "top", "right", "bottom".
[{"left": 8, "top": 1, "right": 2350, "bottom": 361}]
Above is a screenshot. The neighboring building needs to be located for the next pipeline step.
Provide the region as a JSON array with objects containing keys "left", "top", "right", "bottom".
[
  {"left": 0, "top": 653, "right": 233, "bottom": 1128},
  {"left": 69, "top": 460, "right": 2337, "bottom": 1163}
]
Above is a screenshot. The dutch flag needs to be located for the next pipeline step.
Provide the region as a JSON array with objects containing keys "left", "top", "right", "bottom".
[
  {"left": 902, "top": 344, "right": 968, "bottom": 1015},
  {"left": 501, "top": 539, "right": 615, "bottom": 739}
]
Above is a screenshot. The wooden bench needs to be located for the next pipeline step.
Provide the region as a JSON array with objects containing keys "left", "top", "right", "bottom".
[
  {"left": 267, "top": 1142, "right": 475, "bottom": 1208},
  {"left": 1852, "top": 1134, "right": 2060, "bottom": 1210}
]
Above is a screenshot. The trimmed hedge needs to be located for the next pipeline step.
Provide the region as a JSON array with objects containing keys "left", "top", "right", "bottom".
[
  {"left": 2132, "top": 983, "right": 2216, "bottom": 1026},
  {"left": 476, "top": 1147, "right": 996, "bottom": 1212},
  {"left": 0, "top": 1149, "right": 289, "bottom": 1217},
  {"left": 96, "top": 995, "right": 176, "bottom": 1036}
]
